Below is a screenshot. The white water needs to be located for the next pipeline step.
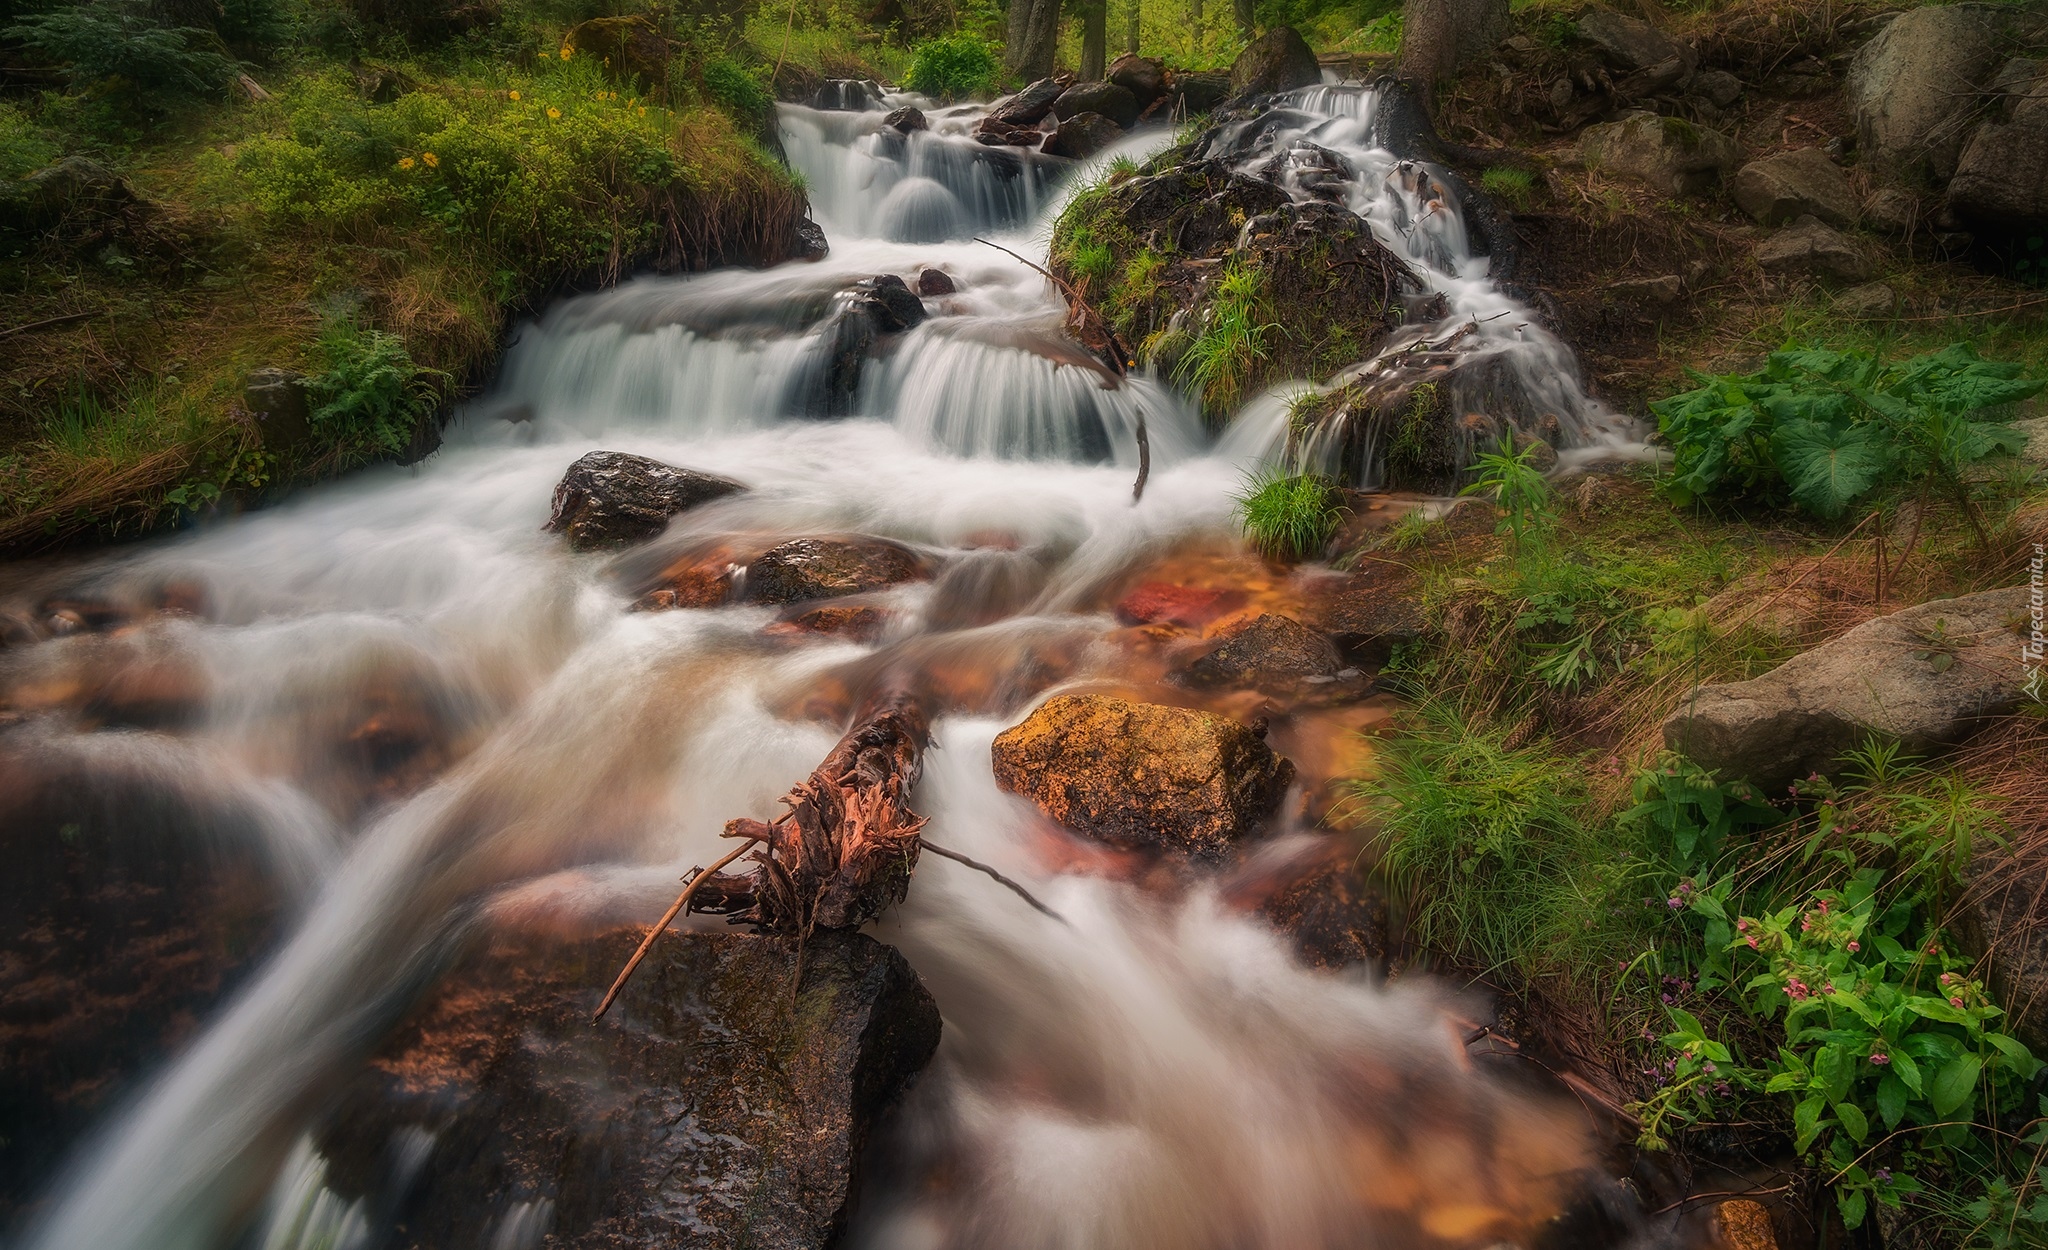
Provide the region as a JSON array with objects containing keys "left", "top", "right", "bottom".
[{"left": 9, "top": 86, "right": 1619, "bottom": 1250}]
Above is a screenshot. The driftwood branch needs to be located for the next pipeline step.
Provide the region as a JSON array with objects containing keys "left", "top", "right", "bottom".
[
  {"left": 920, "top": 839, "right": 1069, "bottom": 924},
  {"left": 0, "top": 310, "right": 102, "bottom": 342},
  {"left": 975, "top": 237, "right": 1151, "bottom": 503},
  {"left": 592, "top": 836, "right": 761, "bottom": 1021}
]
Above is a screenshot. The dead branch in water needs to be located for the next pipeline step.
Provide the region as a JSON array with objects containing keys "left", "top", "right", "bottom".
[
  {"left": 974, "top": 237, "right": 1151, "bottom": 503},
  {"left": 592, "top": 835, "right": 760, "bottom": 1021},
  {"left": 594, "top": 691, "right": 1071, "bottom": 1017}
]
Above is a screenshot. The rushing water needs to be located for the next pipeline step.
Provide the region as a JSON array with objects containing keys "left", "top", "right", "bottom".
[{"left": 5, "top": 84, "right": 1638, "bottom": 1250}]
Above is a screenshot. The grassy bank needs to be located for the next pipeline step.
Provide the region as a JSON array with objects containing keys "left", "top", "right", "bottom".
[{"left": 0, "top": 2, "right": 807, "bottom": 553}]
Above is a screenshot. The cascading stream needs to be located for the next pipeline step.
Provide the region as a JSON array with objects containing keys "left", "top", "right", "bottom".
[{"left": 12, "top": 83, "right": 1619, "bottom": 1250}]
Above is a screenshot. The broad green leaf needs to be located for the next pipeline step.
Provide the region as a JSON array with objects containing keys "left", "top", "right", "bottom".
[
  {"left": 1907, "top": 997, "right": 1975, "bottom": 1027},
  {"left": 1891, "top": 1049, "right": 1924, "bottom": 1095},
  {"left": 1839, "top": 1187, "right": 1869, "bottom": 1230},
  {"left": 1772, "top": 420, "right": 1888, "bottom": 519},
  {"left": 1835, "top": 1100, "right": 1870, "bottom": 1142},
  {"left": 1930, "top": 1053, "right": 1983, "bottom": 1117},
  {"left": 1794, "top": 1093, "right": 1829, "bottom": 1153},
  {"left": 1828, "top": 991, "right": 1881, "bottom": 1028},
  {"left": 1876, "top": 1073, "right": 1908, "bottom": 1128}
]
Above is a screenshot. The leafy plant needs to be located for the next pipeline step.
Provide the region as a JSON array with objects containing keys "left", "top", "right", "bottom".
[
  {"left": 1625, "top": 754, "right": 1782, "bottom": 872},
  {"left": 307, "top": 321, "right": 443, "bottom": 462},
  {"left": 1651, "top": 343, "right": 2041, "bottom": 534},
  {"left": 702, "top": 55, "right": 772, "bottom": 120},
  {"left": 1643, "top": 871, "right": 2039, "bottom": 1230},
  {"left": 1460, "top": 436, "right": 1554, "bottom": 553},
  {"left": 1234, "top": 467, "right": 1344, "bottom": 562},
  {"left": 0, "top": 100, "right": 57, "bottom": 179},
  {"left": 902, "top": 35, "right": 996, "bottom": 101}
]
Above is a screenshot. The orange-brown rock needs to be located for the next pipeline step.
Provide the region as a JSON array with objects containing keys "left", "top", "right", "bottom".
[
  {"left": 743, "top": 537, "right": 927, "bottom": 606},
  {"left": 991, "top": 694, "right": 1294, "bottom": 859},
  {"left": 1713, "top": 1199, "right": 1778, "bottom": 1250},
  {"left": 770, "top": 604, "right": 888, "bottom": 642}
]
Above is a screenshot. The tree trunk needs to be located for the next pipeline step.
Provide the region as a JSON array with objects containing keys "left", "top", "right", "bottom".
[
  {"left": 1397, "top": 0, "right": 1506, "bottom": 107},
  {"left": 1007, "top": 0, "right": 1031, "bottom": 71},
  {"left": 1008, "top": 0, "right": 1063, "bottom": 79},
  {"left": 1081, "top": 0, "right": 1106, "bottom": 79},
  {"left": 1233, "top": 0, "right": 1252, "bottom": 39},
  {"left": 1126, "top": 0, "right": 1140, "bottom": 54},
  {"left": 1188, "top": 0, "right": 1201, "bottom": 59}
]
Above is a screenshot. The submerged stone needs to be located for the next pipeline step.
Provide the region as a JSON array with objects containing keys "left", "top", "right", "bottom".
[{"left": 744, "top": 537, "right": 928, "bottom": 605}]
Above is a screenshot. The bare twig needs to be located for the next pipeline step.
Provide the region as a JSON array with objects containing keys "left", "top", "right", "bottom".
[
  {"left": 593, "top": 837, "right": 761, "bottom": 1021},
  {"left": 920, "top": 839, "right": 1070, "bottom": 924},
  {"left": 0, "top": 309, "right": 103, "bottom": 341}
]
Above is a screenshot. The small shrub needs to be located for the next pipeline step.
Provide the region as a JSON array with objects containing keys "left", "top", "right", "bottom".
[
  {"left": 1652, "top": 343, "right": 2042, "bottom": 538},
  {"left": 307, "top": 321, "right": 443, "bottom": 462},
  {"left": 1234, "top": 466, "right": 1344, "bottom": 562},
  {"left": 0, "top": 101, "right": 57, "bottom": 179},
  {"left": 1460, "top": 436, "right": 1554, "bottom": 553},
  {"left": 702, "top": 54, "right": 772, "bottom": 119},
  {"left": 902, "top": 34, "right": 996, "bottom": 101},
  {"left": 1478, "top": 165, "right": 1536, "bottom": 211}
]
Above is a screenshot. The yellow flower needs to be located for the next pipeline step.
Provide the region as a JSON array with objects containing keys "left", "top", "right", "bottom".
[
  {"left": 421, "top": 151, "right": 438, "bottom": 167},
  {"left": 396, "top": 156, "right": 415, "bottom": 170},
  {"left": 559, "top": 47, "right": 572, "bottom": 59},
  {"left": 547, "top": 107, "right": 561, "bottom": 119},
  {"left": 508, "top": 89, "right": 520, "bottom": 101},
  {"left": 637, "top": 106, "right": 646, "bottom": 116}
]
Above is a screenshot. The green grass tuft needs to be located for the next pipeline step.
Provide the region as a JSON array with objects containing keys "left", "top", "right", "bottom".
[{"left": 1234, "top": 466, "right": 1345, "bottom": 562}]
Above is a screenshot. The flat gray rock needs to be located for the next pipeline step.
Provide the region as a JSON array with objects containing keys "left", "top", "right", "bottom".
[{"left": 1662, "top": 586, "right": 2032, "bottom": 790}]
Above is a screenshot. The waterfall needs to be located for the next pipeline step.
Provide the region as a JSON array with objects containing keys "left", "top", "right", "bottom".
[{"left": 10, "top": 82, "right": 1623, "bottom": 1250}]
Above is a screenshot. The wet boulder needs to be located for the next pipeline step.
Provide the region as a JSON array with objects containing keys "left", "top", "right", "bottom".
[
  {"left": 561, "top": 15, "right": 669, "bottom": 89},
  {"left": 850, "top": 273, "right": 927, "bottom": 332},
  {"left": 795, "top": 216, "right": 830, "bottom": 261},
  {"left": 989, "top": 76, "right": 1067, "bottom": 126},
  {"left": 882, "top": 105, "right": 928, "bottom": 133},
  {"left": 314, "top": 928, "right": 941, "bottom": 1250},
  {"left": 1054, "top": 80, "right": 1140, "bottom": 129},
  {"left": 1229, "top": 25, "right": 1321, "bottom": 99},
  {"left": 545, "top": 451, "right": 747, "bottom": 551},
  {"left": 1732, "top": 148, "right": 1859, "bottom": 228},
  {"left": 1949, "top": 62, "right": 2048, "bottom": 235},
  {"left": 991, "top": 693, "right": 1295, "bottom": 859},
  {"left": 1579, "top": 110, "right": 1739, "bottom": 196},
  {"left": 1258, "top": 851, "right": 1390, "bottom": 971},
  {"left": 744, "top": 537, "right": 929, "bottom": 605},
  {"left": 1848, "top": 4, "right": 2011, "bottom": 182},
  {"left": 1173, "top": 613, "right": 1344, "bottom": 690},
  {"left": 914, "top": 266, "right": 956, "bottom": 296},
  {"left": 1108, "top": 54, "right": 1167, "bottom": 108},
  {"left": 1309, "top": 573, "right": 1429, "bottom": 667},
  {"left": 1662, "top": 586, "right": 2031, "bottom": 791},
  {"left": 244, "top": 367, "right": 310, "bottom": 449},
  {"left": 770, "top": 604, "right": 890, "bottom": 642},
  {"left": 811, "top": 79, "right": 885, "bottom": 111},
  {"left": 1045, "top": 112, "right": 1125, "bottom": 160},
  {"left": 1754, "top": 216, "right": 1875, "bottom": 283},
  {"left": 0, "top": 746, "right": 287, "bottom": 1220}
]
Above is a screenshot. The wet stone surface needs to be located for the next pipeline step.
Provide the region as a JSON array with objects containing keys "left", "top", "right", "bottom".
[{"left": 315, "top": 928, "right": 940, "bottom": 1250}]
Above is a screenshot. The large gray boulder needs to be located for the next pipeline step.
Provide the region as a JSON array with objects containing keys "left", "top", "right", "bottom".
[
  {"left": 313, "top": 929, "right": 940, "bottom": 1250},
  {"left": 1229, "top": 26, "right": 1321, "bottom": 98},
  {"left": 545, "top": 451, "right": 747, "bottom": 551},
  {"left": 1755, "top": 216, "right": 1876, "bottom": 283},
  {"left": 1576, "top": 6, "right": 1691, "bottom": 74},
  {"left": 1732, "top": 148, "right": 1859, "bottom": 228},
  {"left": 1053, "top": 80, "right": 1140, "bottom": 129},
  {"left": 1580, "top": 111, "right": 1739, "bottom": 196},
  {"left": 1950, "top": 62, "right": 2048, "bottom": 233},
  {"left": 1847, "top": 5, "right": 2010, "bottom": 182},
  {"left": 1045, "top": 111, "right": 1126, "bottom": 160},
  {"left": 1662, "top": 586, "right": 2032, "bottom": 790}
]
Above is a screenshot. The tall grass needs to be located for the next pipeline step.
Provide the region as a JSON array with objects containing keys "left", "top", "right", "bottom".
[
  {"left": 1174, "top": 260, "right": 1272, "bottom": 417},
  {"left": 1234, "top": 467, "right": 1345, "bottom": 562}
]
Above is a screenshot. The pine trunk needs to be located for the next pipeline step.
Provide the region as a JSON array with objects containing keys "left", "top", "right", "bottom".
[{"left": 1081, "top": 0, "right": 1107, "bottom": 79}]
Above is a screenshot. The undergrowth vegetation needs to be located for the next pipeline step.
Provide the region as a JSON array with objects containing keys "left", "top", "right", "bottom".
[
  {"left": 0, "top": 0, "right": 806, "bottom": 551},
  {"left": 1354, "top": 343, "right": 2048, "bottom": 1239},
  {"left": 1234, "top": 466, "right": 1343, "bottom": 561}
]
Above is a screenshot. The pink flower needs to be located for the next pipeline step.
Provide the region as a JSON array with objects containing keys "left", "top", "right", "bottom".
[
  {"left": 1870, "top": 1051, "right": 1890, "bottom": 1066},
  {"left": 1951, "top": 996, "right": 1965, "bottom": 1008},
  {"left": 1847, "top": 941, "right": 1860, "bottom": 953}
]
